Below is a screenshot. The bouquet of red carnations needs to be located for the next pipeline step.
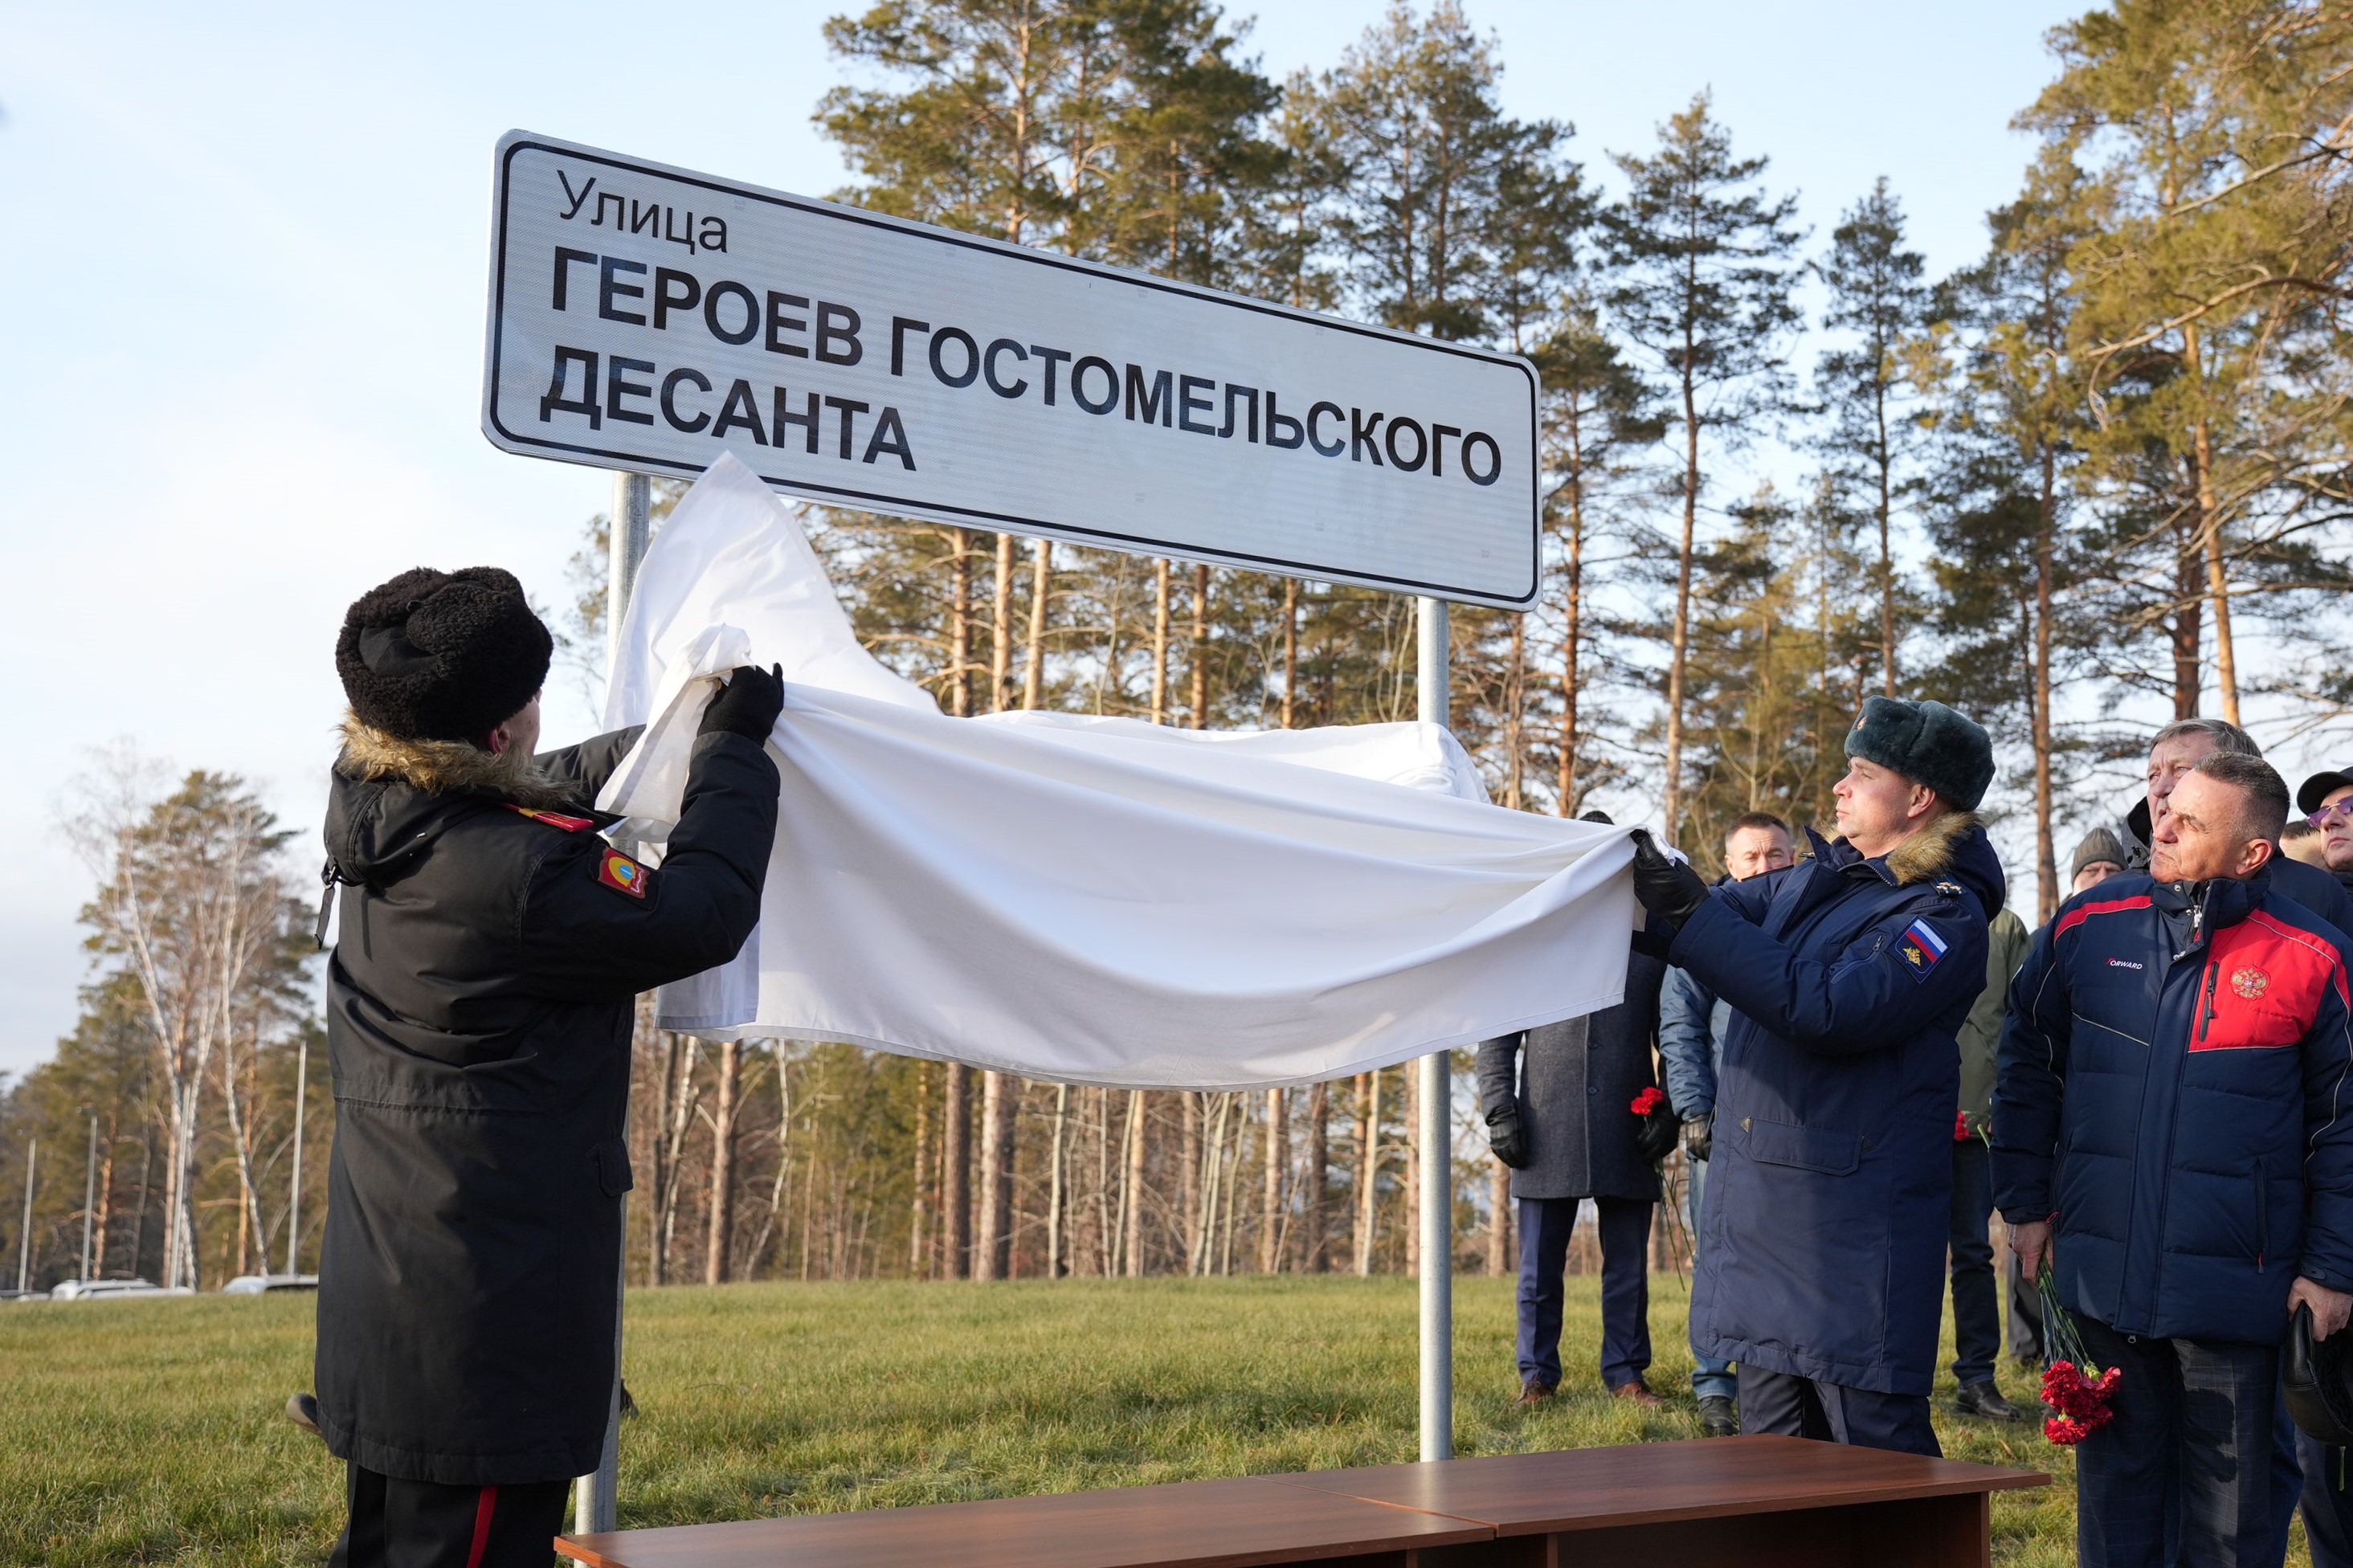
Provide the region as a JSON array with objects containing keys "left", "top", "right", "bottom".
[{"left": 2036, "top": 1265, "right": 2121, "bottom": 1445}]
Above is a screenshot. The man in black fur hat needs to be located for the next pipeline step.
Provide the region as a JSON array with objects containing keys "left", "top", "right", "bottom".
[{"left": 314, "top": 566, "right": 781, "bottom": 1568}]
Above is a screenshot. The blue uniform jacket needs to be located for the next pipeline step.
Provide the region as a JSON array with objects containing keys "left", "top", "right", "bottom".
[
  {"left": 1991, "top": 871, "right": 2353, "bottom": 1345},
  {"left": 1669, "top": 811, "right": 2002, "bottom": 1396}
]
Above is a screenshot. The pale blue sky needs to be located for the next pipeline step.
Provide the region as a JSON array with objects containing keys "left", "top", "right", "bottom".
[{"left": 0, "top": 0, "right": 2099, "bottom": 1073}]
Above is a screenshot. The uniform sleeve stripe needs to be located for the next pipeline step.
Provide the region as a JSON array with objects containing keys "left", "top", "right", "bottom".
[{"left": 2052, "top": 893, "right": 2154, "bottom": 941}]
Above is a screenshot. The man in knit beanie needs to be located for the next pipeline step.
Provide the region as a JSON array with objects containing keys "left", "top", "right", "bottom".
[{"left": 312, "top": 566, "right": 783, "bottom": 1568}]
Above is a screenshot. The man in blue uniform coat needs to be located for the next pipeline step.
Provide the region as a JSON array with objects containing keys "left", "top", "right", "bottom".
[{"left": 1628, "top": 696, "right": 2004, "bottom": 1456}]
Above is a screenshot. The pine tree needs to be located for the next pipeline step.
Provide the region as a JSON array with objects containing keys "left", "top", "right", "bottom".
[
  {"left": 1918, "top": 163, "right": 2091, "bottom": 917},
  {"left": 1603, "top": 94, "right": 1803, "bottom": 842},
  {"left": 2021, "top": 0, "right": 2353, "bottom": 723},
  {"left": 1815, "top": 179, "right": 1928, "bottom": 697}
]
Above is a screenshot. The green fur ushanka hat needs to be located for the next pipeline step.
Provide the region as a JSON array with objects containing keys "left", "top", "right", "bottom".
[{"left": 1844, "top": 696, "right": 1995, "bottom": 812}]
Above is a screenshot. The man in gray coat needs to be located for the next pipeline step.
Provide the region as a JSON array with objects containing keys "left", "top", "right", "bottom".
[{"left": 1480, "top": 900, "right": 1671, "bottom": 1406}]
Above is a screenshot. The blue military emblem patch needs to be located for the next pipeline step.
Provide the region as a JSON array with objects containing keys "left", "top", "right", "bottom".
[{"left": 1896, "top": 917, "right": 1948, "bottom": 982}]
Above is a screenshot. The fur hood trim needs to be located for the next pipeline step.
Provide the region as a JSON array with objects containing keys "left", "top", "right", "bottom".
[
  {"left": 336, "top": 715, "right": 580, "bottom": 809},
  {"left": 1885, "top": 809, "right": 1981, "bottom": 887}
]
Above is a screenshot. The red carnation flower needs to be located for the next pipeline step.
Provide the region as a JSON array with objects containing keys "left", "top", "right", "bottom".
[
  {"left": 2038, "top": 1354, "right": 2119, "bottom": 1446},
  {"left": 1955, "top": 1108, "right": 1971, "bottom": 1141},
  {"left": 1630, "top": 1086, "right": 1666, "bottom": 1117}
]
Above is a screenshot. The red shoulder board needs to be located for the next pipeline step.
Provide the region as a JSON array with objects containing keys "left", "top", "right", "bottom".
[
  {"left": 505, "top": 805, "right": 597, "bottom": 832},
  {"left": 596, "top": 848, "right": 650, "bottom": 899}
]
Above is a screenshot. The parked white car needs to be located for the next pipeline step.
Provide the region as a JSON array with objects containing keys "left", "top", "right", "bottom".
[{"left": 221, "top": 1273, "right": 320, "bottom": 1294}]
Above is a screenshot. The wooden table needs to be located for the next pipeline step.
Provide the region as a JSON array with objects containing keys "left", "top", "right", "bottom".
[{"left": 555, "top": 1435, "right": 2046, "bottom": 1568}]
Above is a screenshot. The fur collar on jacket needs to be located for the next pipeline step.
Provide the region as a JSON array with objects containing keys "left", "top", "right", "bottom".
[
  {"left": 336, "top": 716, "right": 580, "bottom": 810},
  {"left": 1882, "top": 808, "right": 1981, "bottom": 887}
]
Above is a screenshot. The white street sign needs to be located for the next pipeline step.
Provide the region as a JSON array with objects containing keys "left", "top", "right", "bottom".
[{"left": 484, "top": 132, "right": 1541, "bottom": 607}]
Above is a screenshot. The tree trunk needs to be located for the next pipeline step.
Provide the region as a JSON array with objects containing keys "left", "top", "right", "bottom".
[
  {"left": 1403, "top": 1065, "right": 1420, "bottom": 1278},
  {"left": 992, "top": 533, "right": 1016, "bottom": 715},
  {"left": 1487, "top": 1160, "right": 1512, "bottom": 1276},
  {"left": 1181, "top": 1092, "right": 1203, "bottom": 1266},
  {"left": 1558, "top": 411, "right": 1586, "bottom": 816},
  {"left": 1023, "top": 539, "right": 1052, "bottom": 710},
  {"left": 704, "top": 1039, "right": 741, "bottom": 1285},
  {"left": 1259, "top": 1088, "right": 1287, "bottom": 1272},
  {"left": 2182, "top": 320, "right": 2237, "bottom": 723},
  {"left": 1282, "top": 580, "right": 1300, "bottom": 729},
  {"left": 978, "top": 1071, "right": 1017, "bottom": 1280},
  {"left": 1121, "top": 1089, "right": 1147, "bottom": 1276},
  {"left": 656, "top": 1035, "right": 705, "bottom": 1288},
  {"left": 1354, "top": 1072, "right": 1380, "bottom": 1276},
  {"left": 1150, "top": 561, "right": 1172, "bottom": 725},
  {"left": 93, "top": 1122, "right": 116, "bottom": 1277},
  {"left": 2034, "top": 443, "right": 2058, "bottom": 922},
  {"left": 1305, "top": 1082, "right": 1329, "bottom": 1271},
  {"left": 2171, "top": 480, "right": 2204, "bottom": 718},
  {"left": 950, "top": 528, "right": 973, "bottom": 718},
  {"left": 909, "top": 1066, "right": 932, "bottom": 1276},
  {"left": 1875, "top": 366, "right": 1896, "bottom": 696},
  {"left": 944, "top": 1064, "right": 972, "bottom": 1278},
  {"left": 1505, "top": 615, "right": 1526, "bottom": 809},
  {"left": 1190, "top": 565, "right": 1211, "bottom": 729},
  {"left": 1663, "top": 364, "right": 1701, "bottom": 840},
  {"left": 1046, "top": 1082, "right": 1069, "bottom": 1279}
]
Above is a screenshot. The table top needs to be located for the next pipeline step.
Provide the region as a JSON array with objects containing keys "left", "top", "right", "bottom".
[
  {"left": 1268, "top": 1435, "right": 2048, "bottom": 1537},
  {"left": 555, "top": 1436, "right": 2049, "bottom": 1568},
  {"left": 554, "top": 1472, "right": 1490, "bottom": 1568}
]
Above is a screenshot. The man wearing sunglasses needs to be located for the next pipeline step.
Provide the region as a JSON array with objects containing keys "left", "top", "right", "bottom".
[{"left": 2298, "top": 770, "right": 2353, "bottom": 894}]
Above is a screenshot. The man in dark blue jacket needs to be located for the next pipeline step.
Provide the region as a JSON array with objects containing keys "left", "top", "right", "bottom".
[
  {"left": 1629, "top": 696, "right": 2003, "bottom": 1456},
  {"left": 1994, "top": 752, "right": 2353, "bottom": 1568}
]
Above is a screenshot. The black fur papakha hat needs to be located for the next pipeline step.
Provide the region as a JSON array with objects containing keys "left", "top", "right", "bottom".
[
  {"left": 1844, "top": 696, "right": 1996, "bottom": 812},
  {"left": 336, "top": 567, "right": 552, "bottom": 744}
]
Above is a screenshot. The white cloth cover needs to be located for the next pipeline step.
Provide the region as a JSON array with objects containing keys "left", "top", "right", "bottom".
[{"left": 599, "top": 454, "right": 1636, "bottom": 1090}]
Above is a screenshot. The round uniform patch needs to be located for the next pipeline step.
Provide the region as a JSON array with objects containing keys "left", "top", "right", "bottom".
[{"left": 2232, "top": 966, "right": 2270, "bottom": 1000}]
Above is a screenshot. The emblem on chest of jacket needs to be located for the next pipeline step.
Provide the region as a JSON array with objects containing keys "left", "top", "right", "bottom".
[{"left": 2232, "top": 966, "right": 2270, "bottom": 1000}]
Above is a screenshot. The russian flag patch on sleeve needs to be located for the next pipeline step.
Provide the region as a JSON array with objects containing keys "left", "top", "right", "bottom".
[{"left": 1896, "top": 917, "right": 1948, "bottom": 982}]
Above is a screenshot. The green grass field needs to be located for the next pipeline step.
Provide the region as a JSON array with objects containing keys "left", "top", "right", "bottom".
[{"left": 0, "top": 1271, "right": 2264, "bottom": 1567}]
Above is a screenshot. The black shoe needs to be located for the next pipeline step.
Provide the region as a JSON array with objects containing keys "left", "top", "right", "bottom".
[
  {"left": 1955, "top": 1380, "right": 2020, "bottom": 1420},
  {"left": 1697, "top": 1394, "right": 1739, "bottom": 1436},
  {"left": 284, "top": 1392, "right": 322, "bottom": 1437}
]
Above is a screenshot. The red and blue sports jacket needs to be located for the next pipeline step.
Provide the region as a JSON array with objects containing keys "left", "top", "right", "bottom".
[{"left": 1991, "top": 870, "right": 2353, "bottom": 1345}]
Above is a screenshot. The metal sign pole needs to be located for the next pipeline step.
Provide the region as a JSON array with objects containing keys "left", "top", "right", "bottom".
[
  {"left": 577, "top": 470, "right": 650, "bottom": 1538},
  {"left": 1415, "top": 598, "right": 1453, "bottom": 1462}
]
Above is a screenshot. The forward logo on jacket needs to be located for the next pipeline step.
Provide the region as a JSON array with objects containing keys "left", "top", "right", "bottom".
[
  {"left": 597, "top": 850, "right": 649, "bottom": 898},
  {"left": 1898, "top": 917, "right": 1948, "bottom": 982}
]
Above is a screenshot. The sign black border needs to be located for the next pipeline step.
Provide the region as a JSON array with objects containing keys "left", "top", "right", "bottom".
[{"left": 484, "top": 133, "right": 1542, "bottom": 608}]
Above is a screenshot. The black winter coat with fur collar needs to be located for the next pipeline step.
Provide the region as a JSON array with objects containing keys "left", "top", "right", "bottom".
[{"left": 314, "top": 721, "right": 776, "bottom": 1484}]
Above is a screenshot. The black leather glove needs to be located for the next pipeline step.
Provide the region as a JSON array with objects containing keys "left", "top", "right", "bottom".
[
  {"left": 1635, "top": 1099, "right": 1681, "bottom": 1164},
  {"left": 1681, "top": 1113, "right": 1713, "bottom": 1162},
  {"left": 1485, "top": 1103, "right": 1530, "bottom": 1169},
  {"left": 700, "top": 664, "right": 785, "bottom": 741},
  {"left": 1629, "top": 827, "right": 1710, "bottom": 931}
]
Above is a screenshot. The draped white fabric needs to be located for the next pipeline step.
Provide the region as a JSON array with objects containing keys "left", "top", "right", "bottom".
[{"left": 599, "top": 454, "right": 1636, "bottom": 1090}]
